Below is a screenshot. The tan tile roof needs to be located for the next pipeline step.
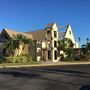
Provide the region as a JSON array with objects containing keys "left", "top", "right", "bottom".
[
  {"left": 3, "top": 28, "right": 33, "bottom": 39},
  {"left": 26, "top": 29, "right": 46, "bottom": 41}
]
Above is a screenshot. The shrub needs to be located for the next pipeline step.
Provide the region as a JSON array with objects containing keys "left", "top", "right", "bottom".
[
  {"left": 3, "top": 54, "right": 34, "bottom": 63},
  {"left": 3, "top": 56, "right": 13, "bottom": 63},
  {"left": 60, "top": 54, "right": 65, "bottom": 61},
  {"left": 79, "top": 55, "right": 89, "bottom": 61},
  {"left": 13, "top": 55, "right": 27, "bottom": 63},
  {"left": 68, "top": 55, "right": 89, "bottom": 61},
  {"left": 27, "top": 56, "right": 33, "bottom": 62},
  {"left": 19, "top": 54, "right": 33, "bottom": 61},
  {"left": 73, "top": 55, "right": 81, "bottom": 61},
  {"left": 65, "top": 55, "right": 75, "bottom": 61}
]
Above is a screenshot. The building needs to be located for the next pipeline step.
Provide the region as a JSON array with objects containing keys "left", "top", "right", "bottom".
[
  {"left": 26, "top": 23, "right": 58, "bottom": 62},
  {"left": 58, "top": 24, "right": 78, "bottom": 48},
  {"left": 0, "top": 23, "right": 78, "bottom": 62},
  {"left": 0, "top": 28, "right": 33, "bottom": 57}
]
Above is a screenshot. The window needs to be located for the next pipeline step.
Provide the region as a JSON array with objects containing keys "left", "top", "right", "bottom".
[
  {"left": 37, "top": 48, "right": 41, "bottom": 53},
  {"left": 54, "top": 50, "right": 57, "bottom": 60},
  {"left": 38, "top": 41, "right": 41, "bottom": 44},
  {"left": 54, "top": 31, "right": 57, "bottom": 38},
  {"left": 48, "top": 50, "right": 51, "bottom": 59},
  {"left": 37, "top": 41, "right": 41, "bottom": 44},
  {"left": 47, "top": 31, "right": 51, "bottom": 40},
  {"left": 54, "top": 41, "right": 57, "bottom": 47},
  {"left": 47, "top": 31, "right": 51, "bottom": 34},
  {"left": 69, "top": 31, "right": 71, "bottom": 35},
  {"left": 37, "top": 41, "right": 39, "bottom": 44},
  {"left": 48, "top": 41, "right": 51, "bottom": 48}
]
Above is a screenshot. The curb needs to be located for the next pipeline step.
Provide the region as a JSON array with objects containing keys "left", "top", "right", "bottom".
[{"left": 0, "top": 62, "right": 90, "bottom": 69}]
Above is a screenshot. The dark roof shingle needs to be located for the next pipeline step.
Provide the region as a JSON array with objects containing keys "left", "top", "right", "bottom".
[{"left": 26, "top": 29, "right": 46, "bottom": 41}]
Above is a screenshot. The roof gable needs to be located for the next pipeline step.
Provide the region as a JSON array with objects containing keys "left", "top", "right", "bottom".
[
  {"left": 64, "top": 25, "right": 75, "bottom": 43},
  {"left": 1, "top": 28, "right": 33, "bottom": 39}
]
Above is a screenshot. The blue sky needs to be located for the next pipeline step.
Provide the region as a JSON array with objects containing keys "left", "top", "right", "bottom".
[{"left": 0, "top": 0, "right": 90, "bottom": 45}]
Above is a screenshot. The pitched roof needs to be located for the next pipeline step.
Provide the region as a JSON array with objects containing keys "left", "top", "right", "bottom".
[
  {"left": 58, "top": 25, "right": 67, "bottom": 32},
  {"left": 26, "top": 29, "right": 46, "bottom": 41},
  {"left": 58, "top": 25, "right": 69, "bottom": 40},
  {"left": 47, "top": 23, "right": 54, "bottom": 27},
  {"left": 58, "top": 32, "right": 65, "bottom": 40},
  {"left": 3, "top": 28, "right": 33, "bottom": 39}
]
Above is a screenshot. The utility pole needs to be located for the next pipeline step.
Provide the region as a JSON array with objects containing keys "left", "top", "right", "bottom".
[{"left": 78, "top": 37, "right": 81, "bottom": 55}]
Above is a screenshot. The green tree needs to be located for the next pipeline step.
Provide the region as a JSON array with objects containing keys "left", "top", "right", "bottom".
[
  {"left": 78, "top": 37, "right": 81, "bottom": 48},
  {"left": 86, "top": 43, "right": 90, "bottom": 57},
  {"left": 86, "top": 38, "right": 89, "bottom": 44},
  {"left": 4, "top": 34, "right": 33, "bottom": 57},
  {"left": 81, "top": 41, "right": 90, "bottom": 60},
  {"left": 4, "top": 38, "right": 16, "bottom": 56},
  {"left": 78, "top": 37, "right": 81, "bottom": 55},
  {"left": 58, "top": 38, "right": 74, "bottom": 60},
  {"left": 58, "top": 38, "right": 74, "bottom": 50}
]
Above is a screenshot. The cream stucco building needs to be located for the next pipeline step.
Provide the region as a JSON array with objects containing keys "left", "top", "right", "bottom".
[
  {"left": 27, "top": 23, "right": 78, "bottom": 62},
  {"left": 58, "top": 24, "right": 78, "bottom": 48},
  {"left": 0, "top": 22, "right": 78, "bottom": 62},
  {"left": 26, "top": 23, "right": 59, "bottom": 62}
]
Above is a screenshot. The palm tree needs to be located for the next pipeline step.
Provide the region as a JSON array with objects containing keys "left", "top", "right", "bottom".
[
  {"left": 81, "top": 44, "right": 87, "bottom": 56},
  {"left": 78, "top": 37, "right": 81, "bottom": 55},
  {"left": 86, "top": 43, "right": 90, "bottom": 56},
  {"left": 86, "top": 38, "right": 89, "bottom": 44},
  {"left": 64, "top": 38, "right": 74, "bottom": 57},
  {"left": 58, "top": 38, "right": 74, "bottom": 50},
  {"left": 13, "top": 34, "right": 33, "bottom": 56},
  {"left": 78, "top": 37, "right": 81, "bottom": 48},
  {"left": 58, "top": 38, "right": 74, "bottom": 60},
  {"left": 64, "top": 38, "right": 74, "bottom": 48},
  {"left": 81, "top": 42, "right": 90, "bottom": 60},
  {"left": 58, "top": 39, "right": 66, "bottom": 51},
  {"left": 4, "top": 34, "right": 33, "bottom": 57},
  {"left": 58, "top": 38, "right": 73, "bottom": 50},
  {"left": 4, "top": 39, "right": 14, "bottom": 56}
]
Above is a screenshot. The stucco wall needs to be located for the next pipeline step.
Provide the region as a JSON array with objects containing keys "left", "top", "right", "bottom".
[
  {"left": 51, "top": 23, "right": 59, "bottom": 62},
  {"left": 42, "top": 42, "right": 46, "bottom": 48},
  {"left": 64, "top": 25, "right": 75, "bottom": 44}
]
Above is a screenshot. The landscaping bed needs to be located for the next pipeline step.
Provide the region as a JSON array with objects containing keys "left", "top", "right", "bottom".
[{"left": 0, "top": 61, "right": 40, "bottom": 67}]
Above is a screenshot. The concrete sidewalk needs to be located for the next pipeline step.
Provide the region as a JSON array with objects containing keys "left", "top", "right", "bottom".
[{"left": 0, "top": 61, "right": 90, "bottom": 68}]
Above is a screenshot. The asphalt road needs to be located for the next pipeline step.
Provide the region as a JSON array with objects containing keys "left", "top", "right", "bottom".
[{"left": 0, "top": 64, "right": 90, "bottom": 90}]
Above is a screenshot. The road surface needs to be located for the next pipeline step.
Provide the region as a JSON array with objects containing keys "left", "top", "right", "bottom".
[{"left": 0, "top": 64, "right": 90, "bottom": 90}]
